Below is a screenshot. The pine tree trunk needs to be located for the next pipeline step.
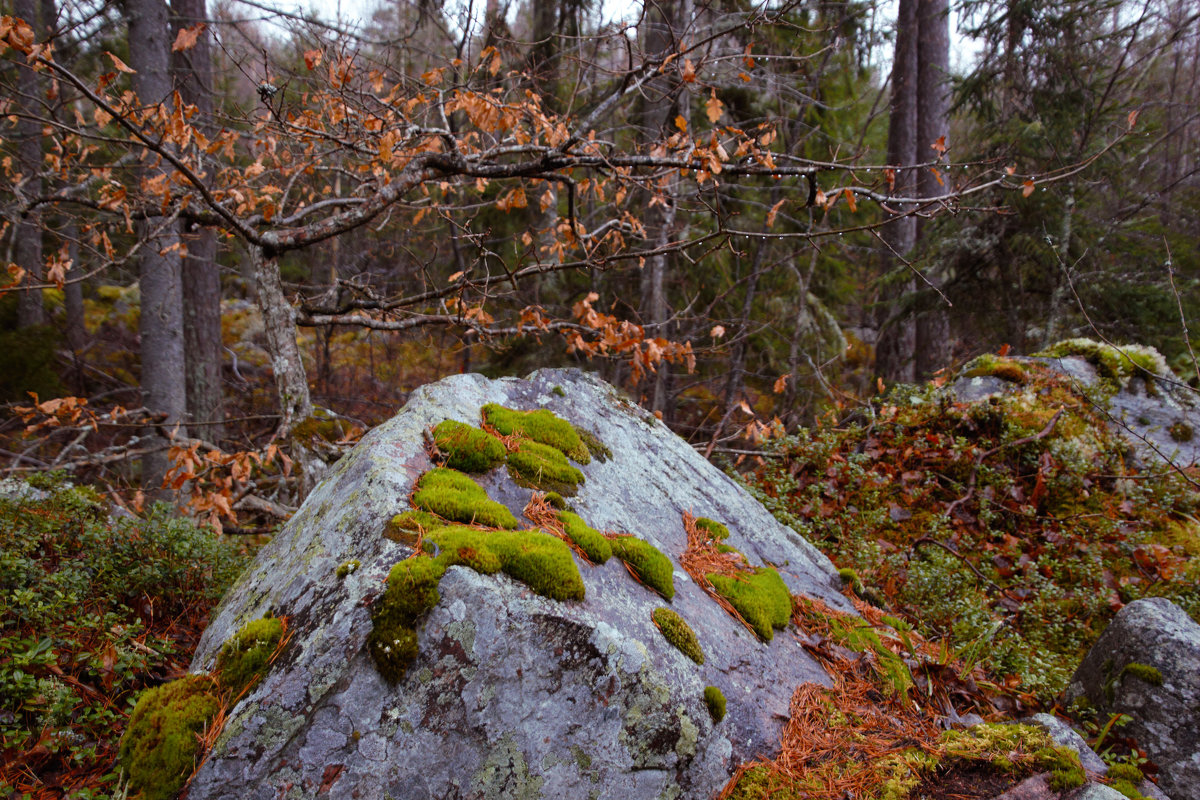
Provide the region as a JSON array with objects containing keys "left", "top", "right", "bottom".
[
  {"left": 874, "top": 0, "right": 919, "bottom": 383},
  {"left": 914, "top": 0, "right": 951, "bottom": 379},
  {"left": 172, "top": 0, "right": 225, "bottom": 440},
  {"left": 124, "top": 0, "right": 187, "bottom": 492}
]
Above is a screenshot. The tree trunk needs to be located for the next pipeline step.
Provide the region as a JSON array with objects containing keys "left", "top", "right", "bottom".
[
  {"left": 251, "top": 247, "right": 323, "bottom": 498},
  {"left": 172, "top": 0, "right": 225, "bottom": 440},
  {"left": 125, "top": 0, "right": 187, "bottom": 492},
  {"left": 913, "top": 0, "right": 951, "bottom": 378},
  {"left": 874, "top": 0, "right": 919, "bottom": 383},
  {"left": 13, "top": 0, "right": 45, "bottom": 329}
]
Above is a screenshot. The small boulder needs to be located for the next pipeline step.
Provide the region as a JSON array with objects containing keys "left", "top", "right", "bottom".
[
  {"left": 1065, "top": 597, "right": 1200, "bottom": 800},
  {"left": 180, "top": 369, "right": 853, "bottom": 800}
]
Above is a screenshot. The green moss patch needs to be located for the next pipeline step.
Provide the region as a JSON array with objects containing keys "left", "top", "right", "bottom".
[
  {"left": 707, "top": 567, "right": 791, "bottom": 642},
  {"left": 1121, "top": 662, "right": 1163, "bottom": 686},
  {"left": 652, "top": 607, "right": 704, "bottom": 664},
  {"left": 215, "top": 616, "right": 284, "bottom": 697},
  {"left": 704, "top": 686, "right": 726, "bottom": 722},
  {"left": 336, "top": 559, "right": 360, "bottom": 578},
  {"left": 482, "top": 403, "right": 590, "bottom": 463},
  {"left": 1106, "top": 763, "right": 1147, "bottom": 798},
  {"left": 609, "top": 535, "right": 675, "bottom": 599},
  {"left": 433, "top": 420, "right": 506, "bottom": 472},
  {"left": 370, "top": 527, "right": 584, "bottom": 682},
  {"left": 411, "top": 467, "right": 518, "bottom": 529},
  {"left": 578, "top": 429, "right": 612, "bottom": 462},
  {"left": 506, "top": 440, "right": 586, "bottom": 495},
  {"left": 963, "top": 354, "right": 1028, "bottom": 383},
  {"left": 558, "top": 511, "right": 612, "bottom": 563},
  {"left": 695, "top": 517, "right": 730, "bottom": 540},
  {"left": 118, "top": 674, "right": 222, "bottom": 800},
  {"left": 1036, "top": 338, "right": 1170, "bottom": 388}
]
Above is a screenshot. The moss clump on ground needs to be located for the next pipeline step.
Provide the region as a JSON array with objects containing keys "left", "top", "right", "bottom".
[
  {"left": 695, "top": 517, "right": 730, "bottom": 540},
  {"left": 837, "top": 567, "right": 865, "bottom": 595},
  {"left": 1106, "top": 763, "right": 1147, "bottom": 798},
  {"left": 704, "top": 686, "right": 726, "bottom": 722},
  {"left": 558, "top": 511, "right": 612, "bottom": 563},
  {"left": 1169, "top": 421, "right": 1194, "bottom": 442},
  {"left": 652, "top": 607, "right": 704, "bottom": 664},
  {"left": 482, "top": 403, "right": 590, "bottom": 463},
  {"left": 941, "top": 724, "right": 1084, "bottom": 788},
  {"left": 507, "top": 440, "right": 586, "bottom": 495},
  {"left": 411, "top": 467, "right": 518, "bottom": 529},
  {"left": 370, "top": 526, "right": 584, "bottom": 682},
  {"left": 432, "top": 420, "right": 506, "bottom": 472},
  {"left": 214, "top": 616, "right": 284, "bottom": 697},
  {"left": 1121, "top": 662, "right": 1163, "bottom": 686},
  {"left": 609, "top": 535, "right": 675, "bottom": 599},
  {"left": 964, "top": 354, "right": 1028, "bottom": 383},
  {"left": 707, "top": 567, "right": 791, "bottom": 641},
  {"left": 117, "top": 674, "right": 222, "bottom": 800}
]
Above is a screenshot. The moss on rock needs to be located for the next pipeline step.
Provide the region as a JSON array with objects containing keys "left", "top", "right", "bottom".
[
  {"left": 432, "top": 420, "right": 506, "bottom": 472},
  {"left": 963, "top": 354, "right": 1028, "bottom": 383},
  {"left": 482, "top": 403, "right": 590, "bottom": 463},
  {"left": 558, "top": 511, "right": 612, "bottom": 563},
  {"left": 704, "top": 686, "right": 725, "bottom": 723},
  {"left": 609, "top": 535, "right": 675, "bottom": 599},
  {"left": 695, "top": 517, "right": 730, "bottom": 540},
  {"left": 506, "top": 440, "right": 586, "bottom": 495},
  {"left": 1121, "top": 662, "right": 1163, "bottom": 686},
  {"left": 707, "top": 567, "right": 791, "bottom": 642},
  {"left": 215, "top": 616, "right": 284, "bottom": 697},
  {"left": 411, "top": 467, "right": 518, "bottom": 529},
  {"left": 336, "top": 559, "right": 360, "bottom": 579},
  {"left": 577, "top": 429, "right": 612, "bottom": 462},
  {"left": 117, "top": 674, "right": 222, "bottom": 800},
  {"left": 370, "top": 526, "right": 584, "bottom": 682},
  {"left": 651, "top": 607, "right": 704, "bottom": 664}
]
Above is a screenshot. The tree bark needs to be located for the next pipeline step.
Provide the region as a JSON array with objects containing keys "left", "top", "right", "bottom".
[
  {"left": 172, "top": 0, "right": 225, "bottom": 440},
  {"left": 251, "top": 247, "right": 323, "bottom": 498},
  {"left": 874, "top": 0, "right": 919, "bottom": 383},
  {"left": 913, "top": 0, "right": 951, "bottom": 378},
  {"left": 124, "top": 0, "right": 187, "bottom": 492},
  {"left": 13, "top": 0, "right": 45, "bottom": 329}
]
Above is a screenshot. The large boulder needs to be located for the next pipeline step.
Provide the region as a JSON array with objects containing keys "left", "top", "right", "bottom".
[
  {"left": 1065, "top": 598, "right": 1200, "bottom": 800},
  {"left": 184, "top": 369, "right": 853, "bottom": 800}
]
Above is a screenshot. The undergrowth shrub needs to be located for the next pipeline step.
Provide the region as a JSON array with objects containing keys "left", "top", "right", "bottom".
[
  {"left": 0, "top": 474, "right": 246, "bottom": 797},
  {"left": 745, "top": 368, "right": 1200, "bottom": 705}
]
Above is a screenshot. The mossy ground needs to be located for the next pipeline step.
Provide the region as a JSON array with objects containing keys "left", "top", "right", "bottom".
[
  {"left": 609, "top": 535, "right": 675, "bottom": 599},
  {"left": 118, "top": 674, "right": 223, "bottom": 800},
  {"left": 433, "top": 419, "right": 506, "bottom": 472},
  {"left": 411, "top": 467, "right": 518, "bottom": 529},
  {"left": 746, "top": 365, "right": 1200, "bottom": 703},
  {"left": 651, "top": 607, "right": 704, "bottom": 664}
]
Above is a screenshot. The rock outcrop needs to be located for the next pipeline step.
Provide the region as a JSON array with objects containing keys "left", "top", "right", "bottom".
[
  {"left": 183, "top": 369, "right": 853, "bottom": 800},
  {"left": 1065, "top": 598, "right": 1200, "bottom": 800}
]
